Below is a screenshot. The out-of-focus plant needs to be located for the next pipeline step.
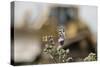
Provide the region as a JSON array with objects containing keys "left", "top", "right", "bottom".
[
  {"left": 84, "top": 53, "right": 97, "bottom": 61},
  {"left": 43, "top": 44, "right": 97, "bottom": 63},
  {"left": 43, "top": 44, "right": 73, "bottom": 63}
]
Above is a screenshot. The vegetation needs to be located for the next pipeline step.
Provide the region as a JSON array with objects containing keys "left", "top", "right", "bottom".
[
  {"left": 84, "top": 53, "right": 97, "bottom": 61},
  {"left": 43, "top": 44, "right": 97, "bottom": 63}
]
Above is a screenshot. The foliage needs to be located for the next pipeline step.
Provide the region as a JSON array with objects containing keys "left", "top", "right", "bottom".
[
  {"left": 84, "top": 53, "right": 97, "bottom": 61},
  {"left": 43, "top": 44, "right": 73, "bottom": 63},
  {"left": 43, "top": 44, "right": 97, "bottom": 63}
]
